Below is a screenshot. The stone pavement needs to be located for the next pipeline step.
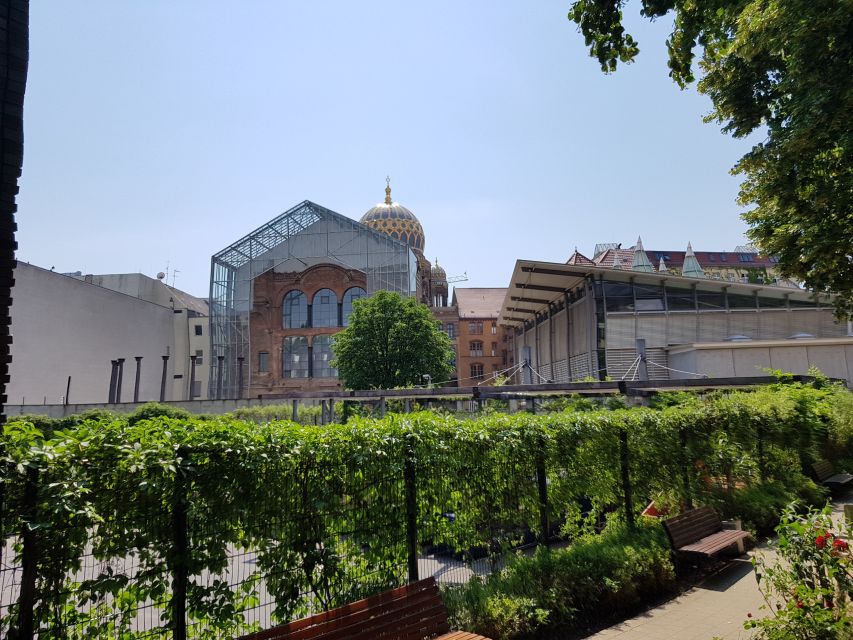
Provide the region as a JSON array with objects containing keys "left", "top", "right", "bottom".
[
  {"left": 586, "top": 493, "right": 853, "bottom": 640},
  {"left": 586, "top": 553, "right": 766, "bottom": 639}
]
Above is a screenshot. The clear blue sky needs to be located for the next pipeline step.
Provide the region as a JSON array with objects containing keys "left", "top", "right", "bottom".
[{"left": 18, "top": 1, "right": 758, "bottom": 298}]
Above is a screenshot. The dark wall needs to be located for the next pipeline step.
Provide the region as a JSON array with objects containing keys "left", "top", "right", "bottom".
[{"left": 0, "top": 1, "right": 29, "bottom": 421}]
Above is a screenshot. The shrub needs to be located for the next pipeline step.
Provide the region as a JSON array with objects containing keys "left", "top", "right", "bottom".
[
  {"left": 747, "top": 503, "right": 853, "bottom": 639},
  {"left": 443, "top": 522, "right": 676, "bottom": 639},
  {"left": 126, "top": 402, "right": 191, "bottom": 425}
]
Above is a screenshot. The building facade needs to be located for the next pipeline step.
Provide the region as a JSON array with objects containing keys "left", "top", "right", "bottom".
[
  {"left": 8, "top": 264, "right": 182, "bottom": 405},
  {"left": 452, "top": 288, "right": 514, "bottom": 385},
  {"left": 210, "top": 194, "right": 429, "bottom": 398},
  {"left": 501, "top": 260, "right": 852, "bottom": 385},
  {"left": 72, "top": 272, "right": 210, "bottom": 399},
  {"left": 584, "top": 241, "right": 790, "bottom": 286}
]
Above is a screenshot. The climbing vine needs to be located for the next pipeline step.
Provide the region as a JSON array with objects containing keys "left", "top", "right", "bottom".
[{"left": 0, "top": 381, "right": 848, "bottom": 638}]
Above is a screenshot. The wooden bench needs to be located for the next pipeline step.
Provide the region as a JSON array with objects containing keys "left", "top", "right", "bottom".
[
  {"left": 813, "top": 460, "right": 853, "bottom": 491},
  {"left": 662, "top": 506, "right": 751, "bottom": 558},
  {"left": 237, "top": 577, "right": 491, "bottom": 640}
]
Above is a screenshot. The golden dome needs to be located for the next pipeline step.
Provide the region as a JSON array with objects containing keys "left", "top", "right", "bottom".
[{"left": 360, "top": 179, "right": 426, "bottom": 251}]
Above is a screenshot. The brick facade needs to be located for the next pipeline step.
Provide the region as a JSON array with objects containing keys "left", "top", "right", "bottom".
[{"left": 248, "top": 263, "right": 367, "bottom": 396}]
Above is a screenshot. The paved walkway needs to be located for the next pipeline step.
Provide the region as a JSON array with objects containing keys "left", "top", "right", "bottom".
[
  {"left": 587, "top": 554, "right": 765, "bottom": 640},
  {"left": 587, "top": 494, "right": 853, "bottom": 640}
]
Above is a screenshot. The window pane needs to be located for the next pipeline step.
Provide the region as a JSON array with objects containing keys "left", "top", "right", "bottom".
[
  {"left": 283, "top": 336, "right": 309, "bottom": 378},
  {"left": 312, "top": 335, "right": 338, "bottom": 378},
  {"left": 312, "top": 288, "right": 339, "bottom": 327},
  {"left": 758, "top": 295, "right": 787, "bottom": 309},
  {"left": 258, "top": 351, "right": 269, "bottom": 373},
  {"left": 283, "top": 290, "right": 309, "bottom": 328},
  {"left": 728, "top": 293, "right": 757, "bottom": 309},
  {"left": 603, "top": 280, "right": 633, "bottom": 312},
  {"left": 789, "top": 297, "right": 817, "bottom": 309},
  {"left": 666, "top": 286, "right": 695, "bottom": 311},
  {"left": 634, "top": 284, "right": 665, "bottom": 311},
  {"left": 696, "top": 291, "right": 725, "bottom": 310},
  {"left": 342, "top": 287, "right": 367, "bottom": 327}
]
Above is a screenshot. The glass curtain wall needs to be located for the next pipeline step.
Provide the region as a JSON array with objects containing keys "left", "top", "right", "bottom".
[{"left": 209, "top": 200, "right": 417, "bottom": 398}]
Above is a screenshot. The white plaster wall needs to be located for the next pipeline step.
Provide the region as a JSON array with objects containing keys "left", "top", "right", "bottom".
[{"left": 8, "top": 264, "right": 176, "bottom": 405}]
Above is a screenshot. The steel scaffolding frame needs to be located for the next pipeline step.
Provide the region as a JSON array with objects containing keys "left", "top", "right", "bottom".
[{"left": 209, "top": 200, "right": 417, "bottom": 398}]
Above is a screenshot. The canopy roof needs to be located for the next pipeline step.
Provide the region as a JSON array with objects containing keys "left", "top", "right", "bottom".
[{"left": 500, "top": 260, "right": 830, "bottom": 327}]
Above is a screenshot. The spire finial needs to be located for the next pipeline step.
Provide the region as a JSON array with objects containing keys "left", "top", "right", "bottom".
[{"left": 385, "top": 176, "right": 392, "bottom": 205}]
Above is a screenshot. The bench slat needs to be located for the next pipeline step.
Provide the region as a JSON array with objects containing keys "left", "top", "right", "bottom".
[
  {"left": 663, "top": 506, "right": 751, "bottom": 558},
  {"left": 236, "top": 577, "right": 490, "bottom": 640},
  {"left": 285, "top": 589, "right": 441, "bottom": 640},
  {"left": 680, "top": 530, "right": 750, "bottom": 555},
  {"left": 814, "top": 460, "right": 835, "bottom": 482}
]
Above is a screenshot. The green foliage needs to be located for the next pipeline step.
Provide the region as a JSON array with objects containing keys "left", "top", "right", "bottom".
[
  {"left": 1, "top": 383, "right": 850, "bottom": 637},
  {"left": 747, "top": 503, "right": 853, "bottom": 639},
  {"left": 567, "top": 0, "right": 853, "bottom": 317},
  {"left": 126, "top": 402, "right": 192, "bottom": 425},
  {"left": 228, "top": 402, "right": 341, "bottom": 425},
  {"left": 443, "top": 522, "right": 675, "bottom": 639},
  {"left": 331, "top": 290, "right": 454, "bottom": 389}
]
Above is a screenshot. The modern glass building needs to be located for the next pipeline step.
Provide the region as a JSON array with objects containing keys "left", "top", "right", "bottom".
[
  {"left": 500, "top": 260, "right": 851, "bottom": 384},
  {"left": 209, "top": 200, "right": 418, "bottom": 398}
]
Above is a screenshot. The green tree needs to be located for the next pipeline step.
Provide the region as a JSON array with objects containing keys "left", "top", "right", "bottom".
[
  {"left": 568, "top": 0, "right": 853, "bottom": 317},
  {"left": 331, "top": 290, "right": 454, "bottom": 389}
]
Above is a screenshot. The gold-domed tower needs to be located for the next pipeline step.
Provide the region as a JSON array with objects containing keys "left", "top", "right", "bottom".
[
  {"left": 360, "top": 178, "right": 432, "bottom": 304},
  {"left": 360, "top": 178, "right": 426, "bottom": 251}
]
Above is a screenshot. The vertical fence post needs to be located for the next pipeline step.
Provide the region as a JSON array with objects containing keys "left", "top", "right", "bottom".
[
  {"left": 403, "top": 442, "right": 419, "bottom": 583},
  {"left": 160, "top": 355, "right": 170, "bottom": 402},
  {"left": 170, "top": 447, "right": 189, "bottom": 640},
  {"left": 291, "top": 399, "right": 298, "bottom": 422},
  {"left": 237, "top": 356, "right": 245, "bottom": 399},
  {"left": 757, "top": 422, "right": 766, "bottom": 483},
  {"left": 379, "top": 397, "right": 386, "bottom": 418},
  {"left": 108, "top": 359, "right": 118, "bottom": 403},
  {"left": 619, "top": 429, "right": 634, "bottom": 528},
  {"left": 536, "top": 447, "right": 549, "bottom": 544},
  {"left": 133, "top": 356, "right": 143, "bottom": 403},
  {"left": 680, "top": 428, "right": 693, "bottom": 510},
  {"left": 16, "top": 465, "right": 39, "bottom": 640}
]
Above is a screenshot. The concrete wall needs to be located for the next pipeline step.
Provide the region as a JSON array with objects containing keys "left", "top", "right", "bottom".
[
  {"left": 8, "top": 263, "right": 177, "bottom": 405},
  {"left": 668, "top": 339, "right": 853, "bottom": 385}
]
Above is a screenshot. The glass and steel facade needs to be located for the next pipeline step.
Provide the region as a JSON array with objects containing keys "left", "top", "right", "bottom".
[{"left": 209, "top": 200, "right": 417, "bottom": 397}]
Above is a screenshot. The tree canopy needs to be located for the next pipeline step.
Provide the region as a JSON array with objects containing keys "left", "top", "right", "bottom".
[
  {"left": 331, "top": 290, "right": 454, "bottom": 390},
  {"left": 568, "top": 0, "right": 853, "bottom": 317}
]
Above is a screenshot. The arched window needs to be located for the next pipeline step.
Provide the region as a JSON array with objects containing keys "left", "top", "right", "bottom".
[
  {"left": 342, "top": 287, "right": 367, "bottom": 327},
  {"left": 312, "top": 289, "right": 338, "bottom": 327},
  {"left": 283, "top": 290, "right": 308, "bottom": 329},
  {"left": 312, "top": 335, "right": 337, "bottom": 378},
  {"left": 469, "top": 341, "right": 483, "bottom": 357},
  {"left": 470, "top": 363, "right": 484, "bottom": 380},
  {"left": 283, "top": 336, "right": 309, "bottom": 378}
]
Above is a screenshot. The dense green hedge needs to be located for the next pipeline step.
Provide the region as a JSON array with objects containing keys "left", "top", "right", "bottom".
[
  {"left": 442, "top": 522, "right": 676, "bottom": 639},
  {"left": 0, "top": 381, "right": 850, "bottom": 638}
]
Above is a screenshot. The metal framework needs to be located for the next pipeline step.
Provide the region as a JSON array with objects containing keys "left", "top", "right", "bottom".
[{"left": 209, "top": 200, "right": 418, "bottom": 398}]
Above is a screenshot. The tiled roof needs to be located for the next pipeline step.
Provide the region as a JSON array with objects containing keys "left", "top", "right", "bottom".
[{"left": 566, "top": 250, "right": 595, "bottom": 266}]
